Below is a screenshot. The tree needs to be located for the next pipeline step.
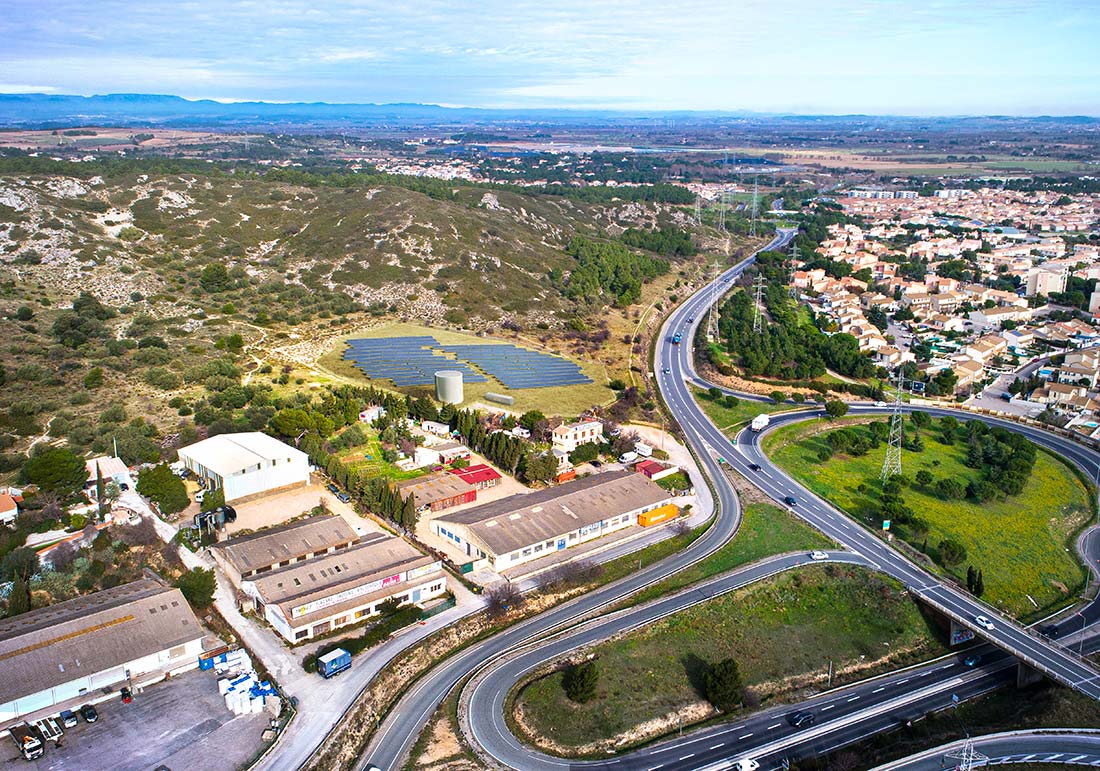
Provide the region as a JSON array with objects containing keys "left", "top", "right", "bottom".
[
  {"left": 137, "top": 464, "right": 190, "bottom": 515},
  {"left": 176, "top": 567, "right": 217, "bottom": 609},
  {"left": 522, "top": 452, "right": 559, "bottom": 484},
  {"left": 519, "top": 410, "right": 546, "bottom": 432},
  {"left": 770, "top": 390, "right": 786, "bottom": 404},
  {"left": 201, "top": 487, "right": 225, "bottom": 513},
  {"left": 974, "top": 569, "right": 985, "bottom": 597},
  {"left": 938, "top": 538, "right": 968, "bottom": 566},
  {"left": 914, "top": 469, "right": 933, "bottom": 487},
  {"left": 6, "top": 573, "right": 30, "bottom": 617},
  {"left": 935, "top": 477, "right": 966, "bottom": 500},
  {"left": 95, "top": 463, "right": 106, "bottom": 521},
  {"left": 485, "top": 581, "right": 524, "bottom": 618},
  {"left": 20, "top": 448, "right": 87, "bottom": 499},
  {"left": 966, "top": 565, "right": 977, "bottom": 593},
  {"left": 569, "top": 442, "right": 600, "bottom": 465},
  {"left": 707, "top": 386, "right": 723, "bottom": 401},
  {"left": 703, "top": 657, "right": 744, "bottom": 712},
  {"left": 824, "top": 400, "right": 849, "bottom": 419},
  {"left": 0, "top": 548, "right": 39, "bottom": 582},
  {"left": 200, "top": 263, "right": 231, "bottom": 292},
  {"left": 562, "top": 660, "right": 600, "bottom": 703}
]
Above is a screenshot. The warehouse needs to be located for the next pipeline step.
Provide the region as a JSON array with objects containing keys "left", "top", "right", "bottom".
[
  {"left": 210, "top": 514, "right": 359, "bottom": 586},
  {"left": 396, "top": 472, "right": 476, "bottom": 513},
  {"left": 0, "top": 579, "right": 205, "bottom": 724},
  {"left": 448, "top": 463, "right": 502, "bottom": 491},
  {"left": 178, "top": 432, "right": 310, "bottom": 503},
  {"left": 431, "top": 470, "right": 674, "bottom": 571},
  {"left": 237, "top": 532, "right": 446, "bottom": 642}
]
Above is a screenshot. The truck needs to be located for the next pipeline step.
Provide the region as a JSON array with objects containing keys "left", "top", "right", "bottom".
[
  {"left": 318, "top": 647, "right": 352, "bottom": 679},
  {"left": 750, "top": 414, "right": 770, "bottom": 432},
  {"left": 32, "top": 716, "right": 62, "bottom": 745},
  {"left": 634, "top": 441, "right": 653, "bottom": 458},
  {"left": 9, "top": 723, "right": 44, "bottom": 761}
]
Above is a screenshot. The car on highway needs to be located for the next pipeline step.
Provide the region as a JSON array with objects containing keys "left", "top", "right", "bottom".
[
  {"left": 787, "top": 710, "right": 815, "bottom": 728},
  {"left": 964, "top": 654, "right": 982, "bottom": 667},
  {"left": 748, "top": 462, "right": 762, "bottom": 472},
  {"left": 687, "top": 316, "right": 694, "bottom": 323},
  {"left": 809, "top": 550, "right": 829, "bottom": 561},
  {"left": 874, "top": 400, "right": 888, "bottom": 407},
  {"left": 662, "top": 366, "right": 671, "bottom": 374},
  {"left": 974, "top": 614, "right": 995, "bottom": 631},
  {"left": 784, "top": 495, "right": 797, "bottom": 507},
  {"left": 733, "top": 760, "right": 760, "bottom": 771},
  {"left": 79, "top": 703, "right": 98, "bottom": 723}
]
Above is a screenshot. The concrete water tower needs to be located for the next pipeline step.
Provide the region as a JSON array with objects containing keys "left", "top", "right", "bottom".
[{"left": 435, "top": 370, "right": 464, "bottom": 405}]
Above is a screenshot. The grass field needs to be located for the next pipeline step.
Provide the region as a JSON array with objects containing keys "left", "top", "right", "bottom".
[
  {"left": 765, "top": 418, "right": 1092, "bottom": 618},
  {"left": 693, "top": 386, "right": 796, "bottom": 434},
  {"left": 316, "top": 321, "right": 614, "bottom": 416},
  {"left": 335, "top": 430, "right": 424, "bottom": 482},
  {"left": 514, "top": 566, "right": 943, "bottom": 753}
]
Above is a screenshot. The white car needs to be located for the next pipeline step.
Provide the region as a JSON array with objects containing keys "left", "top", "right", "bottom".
[
  {"left": 874, "top": 400, "right": 888, "bottom": 407},
  {"left": 974, "top": 614, "right": 995, "bottom": 631},
  {"left": 734, "top": 760, "right": 760, "bottom": 771},
  {"left": 809, "top": 551, "right": 829, "bottom": 561},
  {"left": 194, "top": 490, "right": 205, "bottom": 504}
]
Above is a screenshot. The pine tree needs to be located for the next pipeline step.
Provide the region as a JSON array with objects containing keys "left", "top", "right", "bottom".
[
  {"left": 95, "top": 463, "right": 107, "bottom": 521},
  {"left": 703, "top": 658, "right": 744, "bottom": 712},
  {"left": 966, "top": 565, "right": 976, "bottom": 593},
  {"left": 562, "top": 660, "right": 600, "bottom": 703},
  {"left": 6, "top": 573, "right": 30, "bottom": 617},
  {"left": 402, "top": 495, "right": 417, "bottom": 530},
  {"left": 975, "top": 569, "right": 985, "bottom": 597}
]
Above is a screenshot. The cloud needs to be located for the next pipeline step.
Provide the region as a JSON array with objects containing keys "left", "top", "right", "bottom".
[
  {"left": 315, "top": 49, "right": 382, "bottom": 63},
  {"left": 0, "top": 84, "right": 58, "bottom": 93}
]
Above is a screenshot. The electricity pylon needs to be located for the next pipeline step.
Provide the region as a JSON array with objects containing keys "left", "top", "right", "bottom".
[{"left": 881, "top": 371, "right": 906, "bottom": 482}]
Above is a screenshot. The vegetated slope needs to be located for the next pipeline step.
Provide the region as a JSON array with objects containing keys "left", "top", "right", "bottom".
[{"left": 0, "top": 170, "right": 700, "bottom": 329}]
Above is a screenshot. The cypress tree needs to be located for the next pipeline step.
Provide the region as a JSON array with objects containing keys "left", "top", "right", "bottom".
[{"left": 7, "top": 573, "right": 30, "bottom": 617}]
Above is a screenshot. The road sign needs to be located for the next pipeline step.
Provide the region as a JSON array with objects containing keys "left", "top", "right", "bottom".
[{"left": 882, "top": 520, "right": 891, "bottom": 531}]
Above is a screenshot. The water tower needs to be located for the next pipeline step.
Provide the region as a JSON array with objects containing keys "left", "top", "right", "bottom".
[{"left": 434, "top": 370, "right": 464, "bottom": 405}]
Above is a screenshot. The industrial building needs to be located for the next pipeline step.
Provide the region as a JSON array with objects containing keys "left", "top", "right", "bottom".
[
  {"left": 233, "top": 532, "right": 446, "bottom": 642},
  {"left": 396, "top": 472, "right": 477, "bottom": 513},
  {"left": 178, "top": 432, "right": 310, "bottom": 503},
  {"left": 448, "top": 464, "right": 502, "bottom": 490},
  {"left": 431, "top": 470, "right": 674, "bottom": 571},
  {"left": 0, "top": 579, "right": 205, "bottom": 724},
  {"left": 210, "top": 514, "right": 359, "bottom": 587}
]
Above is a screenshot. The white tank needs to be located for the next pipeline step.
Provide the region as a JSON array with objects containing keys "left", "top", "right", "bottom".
[{"left": 435, "top": 370, "right": 464, "bottom": 404}]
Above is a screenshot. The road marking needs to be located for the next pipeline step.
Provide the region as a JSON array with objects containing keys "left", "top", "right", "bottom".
[
  {"left": 678, "top": 754, "right": 695, "bottom": 761},
  {"left": 709, "top": 743, "right": 725, "bottom": 750},
  {"left": 766, "top": 723, "right": 780, "bottom": 730},
  {"left": 739, "top": 733, "right": 753, "bottom": 740},
  {"left": 846, "top": 696, "right": 860, "bottom": 702},
  {"left": 897, "top": 679, "right": 909, "bottom": 684},
  {"left": 820, "top": 704, "right": 835, "bottom": 711},
  {"left": 872, "top": 687, "right": 885, "bottom": 693}
]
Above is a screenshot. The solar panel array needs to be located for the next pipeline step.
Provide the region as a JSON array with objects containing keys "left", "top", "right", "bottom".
[
  {"left": 343, "top": 336, "right": 486, "bottom": 387},
  {"left": 445, "top": 344, "right": 593, "bottom": 389},
  {"left": 343, "top": 336, "right": 591, "bottom": 390}
]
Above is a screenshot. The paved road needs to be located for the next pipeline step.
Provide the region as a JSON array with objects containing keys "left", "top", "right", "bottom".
[
  {"left": 873, "top": 730, "right": 1100, "bottom": 770},
  {"left": 355, "top": 230, "right": 795, "bottom": 771}
]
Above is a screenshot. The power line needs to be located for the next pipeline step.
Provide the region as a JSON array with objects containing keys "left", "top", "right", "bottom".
[
  {"left": 749, "top": 176, "right": 759, "bottom": 238},
  {"left": 945, "top": 739, "right": 988, "bottom": 771},
  {"left": 752, "top": 274, "right": 766, "bottom": 335}
]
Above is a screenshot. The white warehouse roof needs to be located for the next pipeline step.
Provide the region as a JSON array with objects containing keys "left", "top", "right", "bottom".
[{"left": 179, "top": 432, "right": 306, "bottom": 476}]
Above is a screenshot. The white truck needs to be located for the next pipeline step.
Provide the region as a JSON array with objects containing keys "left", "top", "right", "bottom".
[
  {"left": 634, "top": 441, "right": 653, "bottom": 458},
  {"left": 750, "top": 414, "right": 770, "bottom": 432},
  {"left": 10, "top": 723, "right": 44, "bottom": 761}
]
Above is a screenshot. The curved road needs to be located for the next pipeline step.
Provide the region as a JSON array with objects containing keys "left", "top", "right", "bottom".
[
  {"left": 356, "top": 230, "right": 796, "bottom": 771},
  {"left": 873, "top": 730, "right": 1100, "bottom": 770},
  {"left": 459, "top": 232, "right": 1100, "bottom": 769}
]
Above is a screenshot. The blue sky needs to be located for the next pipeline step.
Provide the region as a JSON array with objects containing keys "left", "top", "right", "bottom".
[{"left": 2, "top": 0, "right": 1098, "bottom": 114}]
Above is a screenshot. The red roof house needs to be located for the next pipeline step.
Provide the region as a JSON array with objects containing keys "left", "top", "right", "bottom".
[{"left": 448, "top": 464, "right": 502, "bottom": 490}]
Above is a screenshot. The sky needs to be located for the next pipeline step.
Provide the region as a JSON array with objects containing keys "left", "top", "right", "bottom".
[{"left": 2, "top": 0, "right": 1098, "bottom": 115}]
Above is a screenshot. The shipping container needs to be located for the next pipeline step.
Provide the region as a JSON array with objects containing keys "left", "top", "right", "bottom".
[
  {"left": 318, "top": 647, "right": 353, "bottom": 678},
  {"left": 638, "top": 504, "right": 679, "bottom": 528}
]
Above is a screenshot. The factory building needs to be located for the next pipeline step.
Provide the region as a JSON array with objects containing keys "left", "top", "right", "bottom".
[
  {"left": 0, "top": 579, "right": 205, "bottom": 724},
  {"left": 431, "top": 470, "right": 674, "bottom": 571},
  {"left": 232, "top": 532, "right": 446, "bottom": 642},
  {"left": 210, "top": 514, "right": 359, "bottom": 587},
  {"left": 178, "top": 432, "right": 310, "bottom": 503},
  {"left": 396, "top": 473, "right": 477, "bottom": 513}
]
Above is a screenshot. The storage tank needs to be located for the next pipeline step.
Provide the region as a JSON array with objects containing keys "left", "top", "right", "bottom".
[{"left": 434, "top": 370, "right": 464, "bottom": 405}]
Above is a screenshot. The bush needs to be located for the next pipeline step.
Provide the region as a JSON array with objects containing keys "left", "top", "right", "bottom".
[
  {"left": 703, "top": 657, "right": 744, "bottom": 712},
  {"left": 935, "top": 477, "right": 966, "bottom": 500},
  {"left": 562, "top": 660, "right": 600, "bottom": 703},
  {"left": 144, "top": 367, "right": 182, "bottom": 390},
  {"left": 824, "top": 400, "right": 849, "bottom": 419},
  {"left": 69, "top": 513, "right": 87, "bottom": 530},
  {"left": 485, "top": 581, "right": 524, "bottom": 619},
  {"left": 176, "top": 567, "right": 217, "bottom": 609},
  {"left": 938, "top": 538, "right": 968, "bottom": 566}
]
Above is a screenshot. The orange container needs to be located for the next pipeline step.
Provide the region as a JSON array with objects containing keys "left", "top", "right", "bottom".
[{"left": 638, "top": 504, "right": 678, "bottom": 527}]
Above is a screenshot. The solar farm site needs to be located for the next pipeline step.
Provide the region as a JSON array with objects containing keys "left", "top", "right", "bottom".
[{"left": 343, "top": 335, "right": 592, "bottom": 390}]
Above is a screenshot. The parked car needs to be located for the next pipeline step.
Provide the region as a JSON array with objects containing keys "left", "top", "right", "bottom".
[
  {"left": 733, "top": 760, "right": 760, "bottom": 771},
  {"left": 194, "top": 490, "right": 205, "bottom": 504},
  {"left": 809, "top": 551, "right": 829, "bottom": 561},
  {"left": 79, "top": 704, "right": 98, "bottom": 723},
  {"left": 335, "top": 492, "right": 351, "bottom": 504},
  {"left": 974, "top": 614, "right": 995, "bottom": 631},
  {"left": 787, "top": 710, "right": 815, "bottom": 728},
  {"left": 120, "top": 687, "right": 132, "bottom": 704},
  {"left": 59, "top": 709, "right": 78, "bottom": 729},
  {"left": 964, "top": 654, "right": 982, "bottom": 667}
]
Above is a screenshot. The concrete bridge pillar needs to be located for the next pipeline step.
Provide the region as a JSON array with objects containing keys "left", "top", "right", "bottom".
[{"left": 1017, "top": 662, "right": 1044, "bottom": 688}]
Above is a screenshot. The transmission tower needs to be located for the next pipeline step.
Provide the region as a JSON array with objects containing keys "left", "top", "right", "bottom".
[
  {"left": 787, "top": 241, "right": 800, "bottom": 298},
  {"left": 881, "top": 370, "right": 906, "bottom": 483},
  {"left": 694, "top": 196, "right": 702, "bottom": 225},
  {"left": 945, "top": 739, "right": 988, "bottom": 771},
  {"left": 752, "top": 274, "right": 766, "bottom": 334}
]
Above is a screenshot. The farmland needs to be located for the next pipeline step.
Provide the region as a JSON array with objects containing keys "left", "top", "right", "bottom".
[
  {"left": 765, "top": 417, "right": 1093, "bottom": 618},
  {"left": 512, "top": 565, "right": 942, "bottom": 755}
]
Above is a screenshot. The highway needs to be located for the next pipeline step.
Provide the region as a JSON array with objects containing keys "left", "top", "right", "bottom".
[
  {"left": 356, "top": 230, "right": 796, "bottom": 771},
  {"left": 873, "top": 730, "right": 1100, "bottom": 770}
]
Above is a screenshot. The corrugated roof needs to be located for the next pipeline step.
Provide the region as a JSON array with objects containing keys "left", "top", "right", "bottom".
[
  {"left": 395, "top": 473, "right": 474, "bottom": 508},
  {"left": 210, "top": 515, "right": 358, "bottom": 575},
  {"left": 84, "top": 456, "right": 128, "bottom": 483},
  {"left": 178, "top": 432, "right": 306, "bottom": 476},
  {"left": 448, "top": 464, "right": 502, "bottom": 485},
  {"left": 0, "top": 579, "right": 203, "bottom": 706},
  {"left": 435, "top": 470, "right": 671, "bottom": 555}
]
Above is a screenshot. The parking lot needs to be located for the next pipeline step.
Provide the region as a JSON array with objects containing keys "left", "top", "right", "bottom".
[{"left": 0, "top": 670, "right": 269, "bottom": 771}]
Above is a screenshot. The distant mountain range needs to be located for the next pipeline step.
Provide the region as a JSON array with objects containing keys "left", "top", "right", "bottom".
[{"left": 0, "top": 93, "right": 1097, "bottom": 132}]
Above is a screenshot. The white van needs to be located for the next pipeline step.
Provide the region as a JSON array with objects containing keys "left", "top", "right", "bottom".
[{"left": 618, "top": 451, "right": 638, "bottom": 464}]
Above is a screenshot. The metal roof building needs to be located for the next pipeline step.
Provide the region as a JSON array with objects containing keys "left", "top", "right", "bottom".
[
  {"left": 0, "top": 579, "right": 205, "bottom": 725},
  {"left": 432, "top": 470, "right": 673, "bottom": 571},
  {"left": 210, "top": 514, "right": 358, "bottom": 586},
  {"left": 178, "top": 432, "right": 310, "bottom": 502}
]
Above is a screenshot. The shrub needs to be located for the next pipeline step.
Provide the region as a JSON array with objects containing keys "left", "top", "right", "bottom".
[
  {"left": 938, "top": 538, "right": 968, "bottom": 566},
  {"left": 703, "top": 657, "right": 744, "bottom": 712},
  {"left": 562, "top": 660, "right": 600, "bottom": 703},
  {"left": 176, "top": 567, "right": 217, "bottom": 609}
]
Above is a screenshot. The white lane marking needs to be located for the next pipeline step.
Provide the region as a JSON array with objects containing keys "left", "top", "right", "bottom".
[
  {"left": 739, "top": 733, "right": 753, "bottom": 740},
  {"left": 821, "top": 704, "right": 835, "bottom": 711},
  {"left": 709, "top": 743, "right": 725, "bottom": 750},
  {"left": 679, "top": 754, "right": 695, "bottom": 761},
  {"left": 846, "top": 696, "right": 860, "bottom": 702},
  {"left": 897, "top": 678, "right": 909, "bottom": 684},
  {"left": 766, "top": 723, "right": 780, "bottom": 730},
  {"left": 872, "top": 687, "right": 885, "bottom": 693}
]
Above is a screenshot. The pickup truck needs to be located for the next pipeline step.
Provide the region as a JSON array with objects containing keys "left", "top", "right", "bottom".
[{"left": 10, "top": 723, "right": 44, "bottom": 761}]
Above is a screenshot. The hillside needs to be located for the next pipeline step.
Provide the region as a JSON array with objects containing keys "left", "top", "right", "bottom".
[{"left": 0, "top": 165, "right": 737, "bottom": 474}]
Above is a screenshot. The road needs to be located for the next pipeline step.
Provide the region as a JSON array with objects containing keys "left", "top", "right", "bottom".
[
  {"left": 873, "top": 730, "right": 1100, "bottom": 770},
  {"left": 355, "top": 233, "right": 798, "bottom": 771}
]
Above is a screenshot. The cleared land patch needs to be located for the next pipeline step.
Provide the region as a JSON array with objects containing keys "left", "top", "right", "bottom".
[
  {"left": 765, "top": 417, "right": 1092, "bottom": 618},
  {"left": 512, "top": 565, "right": 943, "bottom": 755}
]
